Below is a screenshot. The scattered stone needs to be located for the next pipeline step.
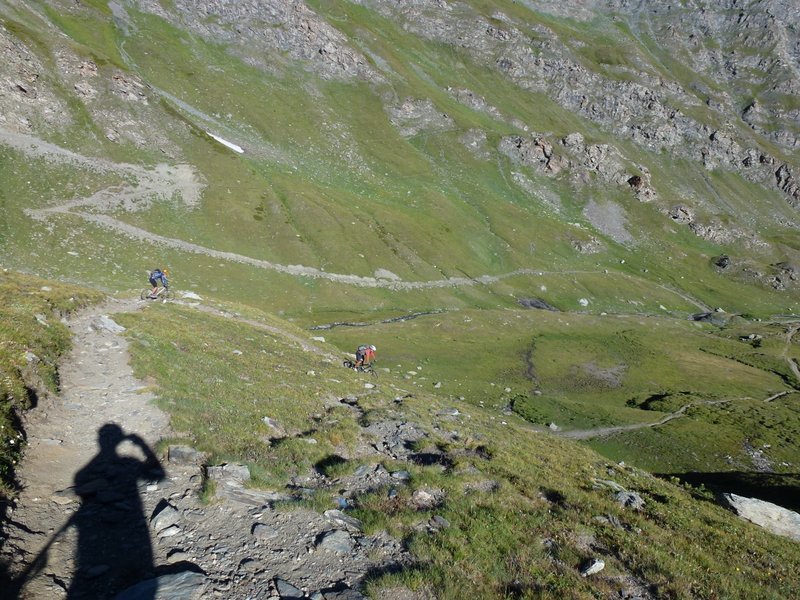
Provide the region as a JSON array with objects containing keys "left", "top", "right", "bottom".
[
  {"left": 316, "top": 529, "right": 355, "bottom": 554},
  {"left": 157, "top": 524, "right": 182, "bottom": 538},
  {"left": 168, "top": 445, "right": 206, "bottom": 465},
  {"left": 668, "top": 205, "right": 694, "bottom": 224},
  {"left": 150, "top": 502, "right": 181, "bottom": 532},
  {"left": 437, "top": 408, "right": 460, "bottom": 417},
  {"left": 548, "top": 422, "right": 559, "bottom": 431},
  {"left": 51, "top": 487, "right": 78, "bottom": 505},
  {"left": 721, "top": 493, "right": 800, "bottom": 541},
  {"left": 429, "top": 515, "right": 450, "bottom": 530},
  {"left": 93, "top": 315, "right": 126, "bottom": 333},
  {"left": 615, "top": 491, "right": 645, "bottom": 511},
  {"left": 591, "top": 479, "right": 626, "bottom": 493},
  {"left": 713, "top": 255, "right": 731, "bottom": 269},
  {"left": 580, "top": 558, "right": 605, "bottom": 577},
  {"left": 391, "top": 471, "right": 411, "bottom": 482},
  {"left": 252, "top": 523, "right": 279, "bottom": 540},
  {"left": 518, "top": 298, "right": 559, "bottom": 311},
  {"left": 324, "top": 509, "right": 364, "bottom": 533},
  {"left": 691, "top": 312, "right": 728, "bottom": 326},
  {"left": 411, "top": 488, "right": 445, "bottom": 510},
  {"left": 167, "top": 550, "right": 190, "bottom": 564},
  {"left": 114, "top": 570, "right": 205, "bottom": 600},
  {"left": 275, "top": 577, "right": 304, "bottom": 599},
  {"left": 207, "top": 463, "right": 251, "bottom": 483}
]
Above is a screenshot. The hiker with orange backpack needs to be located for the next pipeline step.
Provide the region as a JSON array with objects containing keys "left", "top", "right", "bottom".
[{"left": 353, "top": 344, "right": 376, "bottom": 369}]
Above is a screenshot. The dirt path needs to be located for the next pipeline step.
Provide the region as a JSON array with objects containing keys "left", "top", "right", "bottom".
[
  {"left": 3, "top": 127, "right": 709, "bottom": 310},
  {"left": 781, "top": 323, "right": 800, "bottom": 386},
  {"left": 3, "top": 297, "right": 171, "bottom": 597},
  {"left": 3, "top": 297, "right": 408, "bottom": 599}
]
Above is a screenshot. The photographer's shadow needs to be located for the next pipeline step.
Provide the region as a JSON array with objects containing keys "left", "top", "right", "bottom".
[{"left": 67, "top": 423, "right": 165, "bottom": 599}]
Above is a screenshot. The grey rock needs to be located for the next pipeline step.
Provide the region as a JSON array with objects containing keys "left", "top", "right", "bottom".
[
  {"left": 323, "top": 509, "right": 364, "bottom": 533},
  {"left": 167, "top": 551, "right": 190, "bottom": 564},
  {"left": 207, "top": 463, "right": 251, "bottom": 483},
  {"left": 275, "top": 578, "right": 304, "bottom": 599},
  {"left": 691, "top": 312, "right": 728, "bottom": 326},
  {"left": 168, "top": 445, "right": 206, "bottom": 465},
  {"left": 591, "top": 478, "right": 626, "bottom": 492},
  {"left": 580, "top": 558, "right": 605, "bottom": 577},
  {"left": 437, "top": 408, "right": 460, "bottom": 416},
  {"left": 615, "top": 491, "right": 645, "bottom": 511},
  {"left": 157, "top": 524, "right": 182, "bottom": 538},
  {"left": 390, "top": 470, "right": 411, "bottom": 482},
  {"left": 252, "top": 523, "right": 280, "bottom": 540},
  {"left": 151, "top": 502, "right": 181, "bottom": 532},
  {"left": 262, "top": 416, "right": 287, "bottom": 439},
  {"left": 93, "top": 315, "right": 126, "bottom": 333},
  {"left": 518, "top": 298, "right": 559, "bottom": 311},
  {"left": 114, "top": 569, "right": 205, "bottom": 600},
  {"left": 722, "top": 493, "right": 800, "bottom": 541},
  {"left": 316, "top": 529, "right": 355, "bottom": 554},
  {"left": 411, "top": 488, "right": 445, "bottom": 510}
]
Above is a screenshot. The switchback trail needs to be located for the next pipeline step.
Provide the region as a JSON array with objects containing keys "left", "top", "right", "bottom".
[
  {"left": 557, "top": 390, "right": 797, "bottom": 441},
  {"left": 3, "top": 127, "right": 709, "bottom": 309}
]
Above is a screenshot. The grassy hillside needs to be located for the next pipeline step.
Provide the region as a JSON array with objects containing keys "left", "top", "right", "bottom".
[
  {"left": 114, "top": 299, "right": 800, "bottom": 599},
  {"left": 1, "top": 0, "right": 800, "bottom": 594}
]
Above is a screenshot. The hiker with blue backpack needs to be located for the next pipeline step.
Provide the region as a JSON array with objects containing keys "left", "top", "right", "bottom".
[{"left": 147, "top": 268, "right": 169, "bottom": 298}]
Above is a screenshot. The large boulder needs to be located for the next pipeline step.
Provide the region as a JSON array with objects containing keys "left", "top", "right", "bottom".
[{"left": 721, "top": 493, "right": 800, "bottom": 542}]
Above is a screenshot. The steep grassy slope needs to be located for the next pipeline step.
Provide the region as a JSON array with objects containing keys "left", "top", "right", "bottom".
[{"left": 115, "top": 300, "right": 800, "bottom": 599}]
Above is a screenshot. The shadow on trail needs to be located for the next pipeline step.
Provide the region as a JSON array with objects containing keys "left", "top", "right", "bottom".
[
  {"left": 657, "top": 471, "right": 800, "bottom": 513},
  {"left": 8, "top": 423, "right": 165, "bottom": 600}
]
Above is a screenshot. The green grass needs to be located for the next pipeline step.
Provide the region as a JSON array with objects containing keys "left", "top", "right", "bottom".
[
  {"left": 0, "top": 270, "right": 102, "bottom": 500},
  {"left": 112, "top": 297, "right": 800, "bottom": 598},
  {"left": 2, "top": 2, "right": 800, "bottom": 594}
]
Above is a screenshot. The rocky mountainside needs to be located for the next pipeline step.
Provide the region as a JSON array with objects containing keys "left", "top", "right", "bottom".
[
  {"left": 2, "top": 0, "right": 799, "bottom": 291},
  {"left": 2, "top": 1, "right": 800, "bottom": 598}
]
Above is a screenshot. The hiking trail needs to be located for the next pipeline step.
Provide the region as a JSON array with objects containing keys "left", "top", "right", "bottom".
[{"left": 3, "top": 297, "right": 409, "bottom": 599}]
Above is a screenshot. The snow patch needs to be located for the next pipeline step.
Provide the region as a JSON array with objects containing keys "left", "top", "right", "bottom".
[{"left": 206, "top": 131, "right": 244, "bottom": 154}]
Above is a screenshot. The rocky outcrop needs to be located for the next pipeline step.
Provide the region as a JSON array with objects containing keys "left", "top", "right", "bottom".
[{"left": 133, "top": 0, "right": 382, "bottom": 82}]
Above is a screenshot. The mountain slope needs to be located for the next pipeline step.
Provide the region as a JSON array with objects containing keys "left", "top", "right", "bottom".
[{"left": 1, "top": 1, "right": 800, "bottom": 596}]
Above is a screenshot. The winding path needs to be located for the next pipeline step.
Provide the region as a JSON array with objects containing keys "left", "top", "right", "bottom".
[{"left": 2, "top": 127, "right": 710, "bottom": 309}]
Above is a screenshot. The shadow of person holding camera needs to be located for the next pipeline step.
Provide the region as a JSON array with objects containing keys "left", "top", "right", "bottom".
[{"left": 64, "top": 423, "right": 165, "bottom": 599}]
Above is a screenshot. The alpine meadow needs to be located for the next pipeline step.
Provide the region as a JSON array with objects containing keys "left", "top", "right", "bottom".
[{"left": 1, "top": 1, "right": 800, "bottom": 599}]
